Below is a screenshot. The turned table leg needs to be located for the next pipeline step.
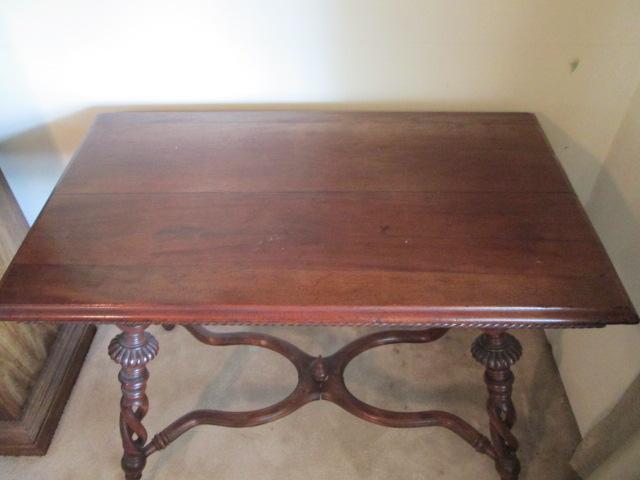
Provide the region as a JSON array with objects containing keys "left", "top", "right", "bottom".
[
  {"left": 109, "top": 325, "right": 158, "bottom": 480},
  {"left": 472, "top": 330, "right": 522, "bottom": 480}
]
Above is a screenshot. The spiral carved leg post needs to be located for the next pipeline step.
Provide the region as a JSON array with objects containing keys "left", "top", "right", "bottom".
[
  {"left": 472, "top": 330, "right": 522, "bottom": 480},
  {"left": 109, "top": 325, "right": 159, "bottom": 480},
  {"left": 104, "top": 326, "right": 517, "bottom": 477}
]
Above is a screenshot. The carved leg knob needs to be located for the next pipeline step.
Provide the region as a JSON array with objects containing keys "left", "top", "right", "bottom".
[
  {"left": 109, "top": 325, "right": 158, "bottom": 480},
  {"left": 472, "top": 331, "right": 522, "bottom": 480}
]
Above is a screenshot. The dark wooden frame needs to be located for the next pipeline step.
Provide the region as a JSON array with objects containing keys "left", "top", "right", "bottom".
[
  {"left": 109, "top": 325, "right": 522, "bottom": 480},
  {"left": 0, "top": 323, "right": 95, "bottom": 455}
]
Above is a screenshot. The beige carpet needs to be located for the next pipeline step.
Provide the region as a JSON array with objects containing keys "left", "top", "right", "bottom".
[{"left": 0, "top": 325, "right": 581, "bottom": 479}]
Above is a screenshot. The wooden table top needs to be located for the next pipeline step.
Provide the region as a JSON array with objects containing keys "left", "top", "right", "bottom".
[{"left": 0, "top": 111, "right": 636, "bottom": 328}]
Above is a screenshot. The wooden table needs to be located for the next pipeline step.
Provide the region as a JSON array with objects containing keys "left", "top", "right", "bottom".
[{"left": 0, "top": 112, "right": 636, "bottom": 479}]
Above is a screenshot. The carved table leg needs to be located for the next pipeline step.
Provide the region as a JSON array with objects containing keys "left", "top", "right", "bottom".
[
  {"left": 109, "top": 325, "right": 159, "bottom": 480},
  {"left": 472, "top": 330, "right": 522, "bottom": 480}
]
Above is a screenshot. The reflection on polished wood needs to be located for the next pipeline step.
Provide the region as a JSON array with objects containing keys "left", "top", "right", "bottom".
[{"left": 0, "top": 113, "right": 636, "bottom": 328}]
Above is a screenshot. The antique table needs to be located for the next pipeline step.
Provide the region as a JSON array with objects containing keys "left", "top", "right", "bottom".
[{"left": 0, "top": 112, "right": 637, "bottom": 479}]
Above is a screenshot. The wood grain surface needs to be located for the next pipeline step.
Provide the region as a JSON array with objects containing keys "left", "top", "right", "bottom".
[
  {"left": 0, "top": 169, "right": 95, "bottom": 455},
  {"left": 0, "top": 112, "right": 636, "bottom": 327},
  {"left": 0, "top": 170, "right": 58, "bottom": 420}
]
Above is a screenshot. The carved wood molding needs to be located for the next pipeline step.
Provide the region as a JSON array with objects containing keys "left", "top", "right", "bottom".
[
  {"left": 472, "top": 331, "right": 523, "bottom": 479},
  {"left": 109, "top": 325, "right": 158, "bottom": 479},
  {"left": 0, "top": 303, "right": 621, "bottom": 327}
]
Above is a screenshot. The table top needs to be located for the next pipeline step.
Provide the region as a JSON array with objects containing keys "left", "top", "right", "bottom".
[{"left": 0, "top": 111, "right": 636, "bottom": 328}]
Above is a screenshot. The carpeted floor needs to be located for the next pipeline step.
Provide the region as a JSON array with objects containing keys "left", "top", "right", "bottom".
[{"left": 0, "top": 325, "right": 581, "bottom": 479}]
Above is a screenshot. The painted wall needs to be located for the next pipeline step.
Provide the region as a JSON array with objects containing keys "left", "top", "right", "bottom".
[
  {"left": 2, "top": 1, "right": 640, "bottom": 223},
  {"left": 547, "top": 80, "right": 640, "bottom": 435},
  {"left": 1, "top": 0, "right": 640, "bottom": 436}
]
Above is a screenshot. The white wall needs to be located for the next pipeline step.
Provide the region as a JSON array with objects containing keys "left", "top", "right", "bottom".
[
  {"left": 2, "top": 0, "right": 640, "bottom": 222},
  {"left": 1, "top": 0, "right": 640, "bottom": 437},
  {"left": 547, "top": 80, "right": 640, "bottom": 436}
]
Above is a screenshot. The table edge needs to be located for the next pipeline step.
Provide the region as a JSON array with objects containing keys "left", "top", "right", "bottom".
[
  {"left": 0, "top": 304, "right": 636, "bottom": 328},
  {"left": 2, "top": 112, "right": 637, "bottom": 332}
]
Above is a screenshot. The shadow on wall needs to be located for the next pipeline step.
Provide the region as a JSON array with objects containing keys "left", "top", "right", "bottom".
[
  {"left": 0, "top": 103, "right": 606, "bottom": 225},
  {"left": 535, "top": 113, "right": 602, "bottom": 202},
  {"left": 545, "top": 163, "right": 640, "bottom": 371},
  {"left": 545, "top": 88, "right": 640, "bottom": 434},
  {"left": 587, "top": 160, "right": 640, "bottom": 309}
]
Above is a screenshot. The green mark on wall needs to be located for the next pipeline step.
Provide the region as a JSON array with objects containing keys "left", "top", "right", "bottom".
[{"left": 570, "top": 58, "right": 580, "bottom": 73}]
